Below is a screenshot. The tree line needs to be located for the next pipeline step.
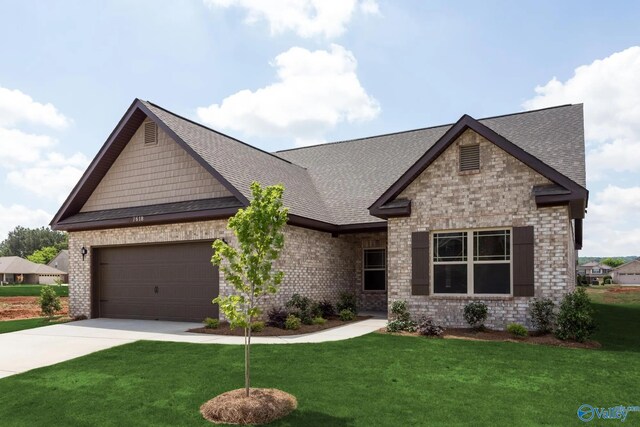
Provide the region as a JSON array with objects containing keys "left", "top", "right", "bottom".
[{"left": 0, "top": 226, "right": 68, "bottom": 264}]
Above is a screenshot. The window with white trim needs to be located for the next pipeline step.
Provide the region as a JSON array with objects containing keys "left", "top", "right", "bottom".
[
  {"left": 432, "top": 229, "right": 511, "bottom": 294},
  {"left": 363, "top": 248, "right": 386, "bottom": 291}
]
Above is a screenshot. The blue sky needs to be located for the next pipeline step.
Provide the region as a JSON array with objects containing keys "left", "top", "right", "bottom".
[{"left": 0, "top": 0, "right": 638, "bottom": 256}]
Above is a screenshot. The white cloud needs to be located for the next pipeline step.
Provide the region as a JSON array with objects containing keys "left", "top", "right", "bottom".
[
  {"left": 197, "top": 44, "right": 380, "bottom": 146},
  {"left": 0, "top": 86, "right": 70, "bottom": 129},
  {"left": 583, "top": 186, "right": 640, "bottom": 255},
  {"left": 6, "top": 152, "right": 89, "bottom": 203},
  {"left": 0, "top": 128, "right": 57, "bottom": 163},
  {"left": 0, "top": 204, "right": 53, "bottom": 241},
  {"left": 203, "top": 0, "right": 379, "bottom": 38}
]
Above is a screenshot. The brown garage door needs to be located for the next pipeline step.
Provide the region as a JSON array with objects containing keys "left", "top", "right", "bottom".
[{"left": 93, "top": 242, "right": 219, "bottom": 322}]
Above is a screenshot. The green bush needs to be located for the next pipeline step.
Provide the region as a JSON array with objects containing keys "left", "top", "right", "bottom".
[
  {"left": 507, "top": 323, "right": 528, "bottom": 337},
  {"left": 339, "top": 309, "right": 356, "bottom": 321},
  {"left": 286, "top": 293, "right": 314, "bottom": 325},
  {"left": 555, "top": 287, "right": 596, "bottom": 342},
  {"left": 603, "top": 275, "right": 613, "bottom": 285},
  {"left": 387, "top": 300, "right": 417, "bottom": 332},
  {"left": 312, "top": 317, "right": 327, "bottom": 325},
  {"left": 204, "top": 317, "right": 219, "bottom": 329},
  {"left": 463, "top": 301, "right": 488, "bottom": 330},
  {"left": 387, "top": 319, "right": 417, "bottom": 333},
  {"left": 250, "top": 321, "right": 265, "bottom": 332},
  {"left": 417, "top": 317, "right": 443, "bottom": 337},
  {"left": 39, "top": 285, "right": 62, "bottom": 319},
  {"left": 284, "top": 314, "right": 301, "bottom": 330},
  {"left": 336, "top": 292, "right": 357, "bottom": 314},
  {"left": 529, "top": 298, "right": 555, "bottom": 334}
]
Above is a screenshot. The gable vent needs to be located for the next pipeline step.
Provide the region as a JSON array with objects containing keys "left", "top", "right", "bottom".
[
  {"left": 459, "top": 144, "right": 480, "bottom": 171},
  {"left": 144, "top": 121, "right": 158, "bottom": 145}
]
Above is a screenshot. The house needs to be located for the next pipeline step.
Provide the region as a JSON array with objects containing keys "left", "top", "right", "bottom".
[
  {"left": 0, "top": 256, "right": 67, "bottom": 285},
  {"left": 577, "top": 262, "right": 613, "bottom": 283},
  {"left": 47, "top": 250, "right": 69, "bottom": 276},
  {"left": 612, "top": 259, "right": 640, "bottom": 285},
  {"left": 50, "top": 99, "right": 587, "bottom": 328}
]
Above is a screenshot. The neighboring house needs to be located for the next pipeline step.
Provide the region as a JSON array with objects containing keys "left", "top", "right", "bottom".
[
  {"left": 0, "top": 256, "right": 67, "bottom": 285},
  {"left": 612, "top": 259, "right": 640, "bottom": 285},
  {"left": 48, "top": 249, "right": 69, "bottom": 275},
  {"left": 50, "top": 99, "right": 588, "bottom": 328},
  {"left": 577, "top": 262, "right": 613, "bottom": 283}
]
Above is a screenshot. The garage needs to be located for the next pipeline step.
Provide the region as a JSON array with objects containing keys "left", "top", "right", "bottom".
[{"left": 92, "top": 241, "right": 219, "bottom": 322}]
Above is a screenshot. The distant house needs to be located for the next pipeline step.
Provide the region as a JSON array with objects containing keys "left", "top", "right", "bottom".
[
  {"left": 577, "top": 262, "right": 613, "bottom": 283},
  {"left": 0, "top": 257, "right": 67, "bottom": 285},
  {"left": 612, "top": 259, "right": 640, "bottom": 285},
  {"left": 48, "top": 250, "right": 69, "bottom": 274}
]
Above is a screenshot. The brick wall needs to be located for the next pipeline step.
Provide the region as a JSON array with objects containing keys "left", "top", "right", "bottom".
[{"left": 387, "top": 129, "right": 574, "bottom": 329}]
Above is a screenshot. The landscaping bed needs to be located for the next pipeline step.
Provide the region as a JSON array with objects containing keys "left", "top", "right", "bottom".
[
  {"left": 189, "top": 315, "right": 370, "bottom": 336},
  {"left": 0, "top": 296, "right": 69, "bottom": 320},
  {"left": 377, "top": 327, "right": 601, "bottom": 349}
]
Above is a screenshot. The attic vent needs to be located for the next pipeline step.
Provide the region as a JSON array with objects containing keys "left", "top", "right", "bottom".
[
  {"left": 459, "top": 144, "right": 480, "bottom": 171},
  {"left": 144, "top": 121, "right": 158, "bottom": 145}
]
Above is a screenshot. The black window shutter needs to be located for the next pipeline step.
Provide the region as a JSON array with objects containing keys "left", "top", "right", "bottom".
[
  {"left": 513, "top": 226, "right": 534, "bottom": 296},
  {"left": 411, "top": 231, "right": 430, "bottom": 295}
]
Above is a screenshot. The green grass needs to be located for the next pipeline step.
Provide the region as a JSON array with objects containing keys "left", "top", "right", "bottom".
[
  {"left": 0, "top": 317, "right": 61, "bottom": 334},
  {"left": 0, "top": 293, "right": 638, "bottom": 426},
  {"left": 0, "top": 284, "right": 68, "bottom": 297}
]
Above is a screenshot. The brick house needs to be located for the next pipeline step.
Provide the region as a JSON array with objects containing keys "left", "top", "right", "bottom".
[{"left": 51, "top": 99, "right": 587, "bottom": 329}]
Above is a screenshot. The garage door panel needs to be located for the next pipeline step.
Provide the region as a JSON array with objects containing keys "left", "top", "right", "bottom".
[{"left": 95, "top": 242, "right": 219, "bottom": 322}]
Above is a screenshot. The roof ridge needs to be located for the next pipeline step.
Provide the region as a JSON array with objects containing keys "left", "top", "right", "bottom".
[
  {"left": 275, "top": 104, "right": 578, "bottom": 154},
  {"left": 144, "top": 100, "right": 307, "bottom": 170}
]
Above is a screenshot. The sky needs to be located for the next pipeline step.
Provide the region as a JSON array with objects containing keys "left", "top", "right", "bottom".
[{"left": 0, "top": 0, "right": 638, "bottom": 256}]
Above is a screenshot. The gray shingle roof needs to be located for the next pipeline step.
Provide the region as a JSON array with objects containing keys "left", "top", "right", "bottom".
[
  {"left": 0, "top": 257, "right": 66, "bottom": 275},
  {"left": 277, "top": 104, "right": 585, "bottom": 224},
  {"left": 144, "top": 102, "right": 585, "bottom": 226}
]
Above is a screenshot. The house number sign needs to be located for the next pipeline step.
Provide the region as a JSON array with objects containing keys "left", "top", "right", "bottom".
[{"left": 132, "top": 216, "right": 144, "bottom": 222}]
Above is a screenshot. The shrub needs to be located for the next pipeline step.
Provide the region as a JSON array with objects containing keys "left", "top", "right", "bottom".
[
  {"left": 312, "top": 317, "right": 327, "bottom": 325},
  {"left": 603, "top": 275, "right": 613, "bottom": 285},
  {"left": 555, "top": 287, "right": 596, "bottom": 342},
  {"left": 463, "top": 301, "right": 488, "bottom": 330},
  {"left": 386, "top": 300, "right": 417, "bottom": 332},
  {"left": 317, "top": 300, "right": 335, "bottom": 318},
  {"left": 417, "top": 317, "right": 444, "bottom": 337},
  {"left": 39, "top": 285, "right": 62, "bottom": 319},
  {"left": 387, "top": 319, "right": 417, "bottom": 333},
  {"left": 204, "top": 317, "right": 219, "bottom": 329},
  {"left": 266, "top": 307, "right": 289, "bottom": 329},
  {"left": 507, "top": 323, "right": 528, "bottom": 338},
  {"left": 530, "top": 298, "right": 556, "bottom": 334},
  {"left": 339, "top": 309, "right": 356, "bottom": 321},
  {"left": 250, "top": 321, "right": 265, "bottom": 332},
  {"left": 284, "top": 314, "right": 301, "bottom": 330},
  {"left": 286, "top": 293, "right": 314, "bottom": 325},
  {"left": 336, "top": 292, "right": 357, "bottom": 314}
]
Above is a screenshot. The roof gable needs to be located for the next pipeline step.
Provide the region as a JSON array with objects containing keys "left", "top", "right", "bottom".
[{"left": 368, "top": 114, "right": 588, "bottom": 219}]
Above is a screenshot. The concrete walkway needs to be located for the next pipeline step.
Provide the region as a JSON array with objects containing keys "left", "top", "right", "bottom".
[{"left": 0, "top": 317, "right": 386, "bottom": 379}]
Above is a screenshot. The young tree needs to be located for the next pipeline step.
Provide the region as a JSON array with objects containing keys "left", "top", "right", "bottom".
[
  {"left": 27, "top": 246, "right": 60, "bottom": 264},
  {"left": 212, "top": 182, "right": 288, "bottom": 397}
]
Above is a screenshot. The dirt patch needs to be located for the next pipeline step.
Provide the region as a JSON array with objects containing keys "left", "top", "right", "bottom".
[
  {"left": 608, "top": 287, "right": 640, "bottom": 294},
  {"left": 189, "top": 316, "right": 370, "bottom": 336},
  {"left": 0, "top": 296, "right": 69, "bottom": 320},
  {"left": 377, "top": 327, "right": 601, "bottom": 349},
  {"left": 200, "top": 388, "right": 296, "bottom": 425}
]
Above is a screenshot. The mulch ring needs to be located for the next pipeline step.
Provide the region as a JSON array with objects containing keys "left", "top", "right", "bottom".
[
  {"left": 377, "top": 327, "right": 601, "bottom": 349},
  {"left": 0, "top": 296, "right": 69, "bottom": 321},
  {"left": 201, "top": 388, "right": 297, "bottom": 425},
  {"left": 189, "top": 316, "right": 370, "bottom": 336}
]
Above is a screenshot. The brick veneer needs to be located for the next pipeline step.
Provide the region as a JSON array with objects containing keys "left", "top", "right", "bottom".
[{"left": 387, "top": 129, "right": 576, "bottom": 329}]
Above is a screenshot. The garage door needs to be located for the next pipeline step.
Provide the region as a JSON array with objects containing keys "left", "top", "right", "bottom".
[{"left": 93, "top": 241, "right": 219, "bottom": 322}]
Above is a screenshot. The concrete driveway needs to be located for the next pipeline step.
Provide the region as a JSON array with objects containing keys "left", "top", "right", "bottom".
[{"left": 0, "top": 317, "right": 386, "bottom": 379}]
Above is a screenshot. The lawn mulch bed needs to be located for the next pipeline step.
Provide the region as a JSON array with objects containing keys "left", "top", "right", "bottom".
[
  {"left": 0, "top": 296, "right": 69, "bottom": 320},
  {"left": 189, "top": 316, "right": 370, "bottom": 336},
  {"left": 377, "top": 327, "right": 601, "bottom": 349},
  {"left": 200, "top": 388, "right": 297, "bottom": 425}
]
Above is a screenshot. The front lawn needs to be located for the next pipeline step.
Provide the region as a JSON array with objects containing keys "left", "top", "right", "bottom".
[
  {"left": 0, "top": 294, "right": 638, "bottom": 426},
  {"left": 0, "top": 284, "right": 68, "bottom": 297},
  {"left": 0, "top": 317, "right": 64, "bottom": 334}
]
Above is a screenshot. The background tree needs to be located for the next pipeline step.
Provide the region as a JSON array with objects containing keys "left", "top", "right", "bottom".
[
  {"left": 27, "top": 246, "right": 60, "bottom": 264},
  {"left": 0, "top": 226, "right": 67, "bottom": 257},
  {"left": 600, "top": 257, "right": 626, "bottom": 268},
  {"left": 212, "top": 182, "right": 288, "bottom": 397}
]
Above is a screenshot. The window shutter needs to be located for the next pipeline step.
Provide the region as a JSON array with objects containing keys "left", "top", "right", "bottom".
[
  {"left": 513, "top": 226, "right": 534, "bottom": 296},
  {"left": 411, "top": 231, "right": 429, "bottom": 295}
]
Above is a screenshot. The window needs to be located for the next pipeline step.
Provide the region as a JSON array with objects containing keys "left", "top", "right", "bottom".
[
  {"left": 363, "top": 248, "right": 386, "bottom": 291},
  {"left": 591, "top": 268, "right": 601, "bottom": 274},
  {"left": 459, "top": 144, "right": 480, "bottom": 171},
  {"left": 433, "top": 229, "right": 511, "bottom": 295}
]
